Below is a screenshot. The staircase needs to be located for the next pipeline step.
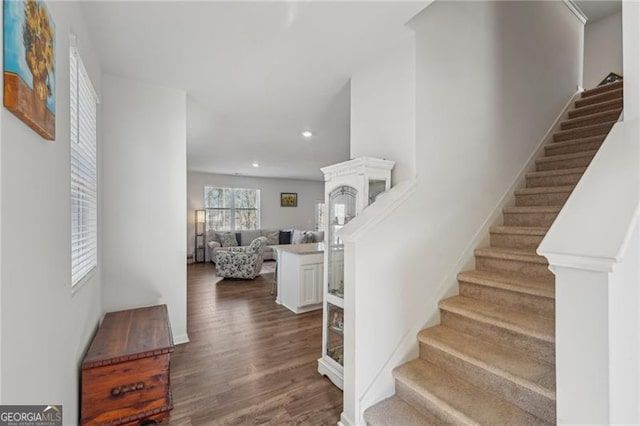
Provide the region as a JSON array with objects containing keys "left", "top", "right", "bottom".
[{"left": 364, "top": 80, "right": 623, "bottom": 425}]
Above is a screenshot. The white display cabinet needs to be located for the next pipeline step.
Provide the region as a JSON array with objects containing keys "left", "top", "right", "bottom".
[{"left": 317, "top": 157, "right": 394, "bottom": 390}]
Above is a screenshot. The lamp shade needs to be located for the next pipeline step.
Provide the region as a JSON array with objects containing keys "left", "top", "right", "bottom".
[{"left": 196, "top": 210, "right": 205, "bottom": 223}]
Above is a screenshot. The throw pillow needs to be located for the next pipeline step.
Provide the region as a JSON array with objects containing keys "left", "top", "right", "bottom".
[
  {"left": 311, "top": 230, "right": 324, "bottom": 242},
  {"left": 279, "top": 230, "right": 292, "bottom": 244},
  {"left": 241, "top": 230, "right": 262, "bottom": 246},
  {"left": 266, "top": 231, "right": 279, "bottom": 246},
  {"left": 291, "top": 229, "right": 305, "bottom": 245},
  {"left": 219, "top": 232, "right": 238, "bottom": 247},
  {"left": 301, "top": 232, "right": 315, "bottom": 243}
]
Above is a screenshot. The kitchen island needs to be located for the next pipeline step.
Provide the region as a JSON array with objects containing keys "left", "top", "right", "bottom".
[{"left": 272, "top": 242, "right": 324, "bottom": 314}]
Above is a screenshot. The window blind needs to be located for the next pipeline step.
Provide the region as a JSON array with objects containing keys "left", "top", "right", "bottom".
[{"left": 70, "top": 46, "right": 98, "bottom": 287}]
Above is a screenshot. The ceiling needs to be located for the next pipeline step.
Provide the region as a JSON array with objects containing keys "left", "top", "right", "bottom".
[
  {"left": 80, "top": 1, "right": 427, "bottom": 181},
  {"left": 574, "top": 0, "right": 622, "bottom": 24}
]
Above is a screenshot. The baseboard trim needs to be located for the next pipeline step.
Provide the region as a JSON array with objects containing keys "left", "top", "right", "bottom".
[
  {"left": 173, "top": 333, "right": 190, "bottom": 345},
  {"left": 339, "top": 412, "right": 356, "bottom": 426}
]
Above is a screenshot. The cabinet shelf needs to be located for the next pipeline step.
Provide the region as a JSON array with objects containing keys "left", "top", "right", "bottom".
[{"left": 329, "top": 326, "right": 344, "bottom": 335}]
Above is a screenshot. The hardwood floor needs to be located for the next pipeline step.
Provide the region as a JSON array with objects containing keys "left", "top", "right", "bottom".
[{"left": 169, "top": 262, "right": 343, "bottom": 425}]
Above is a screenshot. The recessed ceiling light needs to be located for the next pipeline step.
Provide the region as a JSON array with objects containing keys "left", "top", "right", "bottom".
[
  {"left": 251, "top": 162, "right": 260, "bottom": 167},
  {"left": 301, "top": 130, "right": 313, "bottom": 138}
]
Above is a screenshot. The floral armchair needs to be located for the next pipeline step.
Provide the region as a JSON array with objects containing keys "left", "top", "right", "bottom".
[{"left": 215, "top": 237, "right": 268, "bottom": 279}]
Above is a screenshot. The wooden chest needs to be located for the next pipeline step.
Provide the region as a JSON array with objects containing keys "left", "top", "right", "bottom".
[{"left": 81, "top": 305, "right": 174, "bottom": 425}]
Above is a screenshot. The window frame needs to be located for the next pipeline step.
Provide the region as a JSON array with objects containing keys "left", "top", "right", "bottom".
[{"left": 204, "top": 186, "right": 261, "bottom": 231}]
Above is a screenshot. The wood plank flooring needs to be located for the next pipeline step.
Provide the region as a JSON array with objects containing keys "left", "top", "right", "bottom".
[{"left": 169, "top": 262, "right": 343, "bottom": 425}]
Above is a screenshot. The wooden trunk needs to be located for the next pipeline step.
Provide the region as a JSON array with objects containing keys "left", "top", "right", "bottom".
[{"left": 81, "top": 305, "right": 174, "bottom": 425}]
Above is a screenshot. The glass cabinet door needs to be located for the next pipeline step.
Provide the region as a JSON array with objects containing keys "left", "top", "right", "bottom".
[
  {"left": 368, "top": 179, "right": 386, "bottom": 205},
  {"left": 326, "top": 303, "right": 344, "bottom": 366},
  {"left": 327, "top": 185, "right": 357, "bottom": 298}
]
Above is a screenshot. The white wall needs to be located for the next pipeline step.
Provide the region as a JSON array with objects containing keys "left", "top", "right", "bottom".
[
  {"left": 187, "top": 171, "right": 323, "bottom": 257},
  {"left": 0, "top": 3, "right": 103, "bottom": 422},
  {"left": 344, "top": 2, "right": 584, "bottom": 424},
  {"left": 350, "top": 36, "right": 416, "bottom": 184},
  {"left": 583, "top": 12, "right": 623, "bottom": 89},
  {"left": 102, "top": 75, "right": 188, "bottom": 343},
  {"left": 622, "top": 1, "right": 640, "bottom": 122}
]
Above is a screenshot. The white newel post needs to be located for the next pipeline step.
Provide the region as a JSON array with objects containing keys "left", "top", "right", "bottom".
[
  {"left": 552, "top": 264, "right": 612, "bottom": 424},
  {"left": 547, "top": 218, "right": 640, "bottom": 425}
]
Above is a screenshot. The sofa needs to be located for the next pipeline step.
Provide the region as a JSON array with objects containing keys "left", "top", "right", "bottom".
[{"left": 207, "top": 228, "right": 324, "bottom": 263}]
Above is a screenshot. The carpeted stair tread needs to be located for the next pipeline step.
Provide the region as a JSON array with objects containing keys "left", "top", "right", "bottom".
[
  {"left": 552, "top": 121, "right": 616, "bottom": 142},
  {"left": 439, "top": 296, "right": 554, "bottom": 343},
  {"left": 544, "top": 135, "right": 605, "bottom": 156},
  {"left": 580, "top": 80, "right": 623, "bottom": 98},
  {"left": 393, "top": 359, "right": 550, "bottom": 425},
  {"left": 419, "top": 326, "right": 556, "bottom": 399},
  {"left": 560, "top": 108, "right": 622, "bottom": 130},
  {"left": 525, "top": 167, "right": 587, "bottom": 188},
  {"left": 515, "top": 185, "right": 574, "bottom": 195},
  {"left": 526, "top": 167, "right": 587, "bottom": 179},
  {"left": 475, "top": 246, "right": 549, "bottom": 264},
  {"left": 574, "top": 88, "right": 623, "bottom": 108},
  {"left": 536, "top": 149, "right": 596, "bottom": 164},
  {"left": 489, "top": 226, "right": 549, "bottom": 249},
  {"left": 568, "top": 97, "right": 623, "bottom": 119},
  {"left": 458, "top": 270, "right": 554, "bottom": 299},
  {"left": 364, "top": 396, "right": 436, "bottom": 426},
  {"left": 503, "top": 205, "right": 561, "bottom": 215},
  {"left": 490, "top": 225, "right": 548, "bottom": 236}
]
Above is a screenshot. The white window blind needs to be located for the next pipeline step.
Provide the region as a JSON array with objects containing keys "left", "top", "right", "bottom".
[{"left": 70, "top": 45, "right": 98, "bottom": 287}]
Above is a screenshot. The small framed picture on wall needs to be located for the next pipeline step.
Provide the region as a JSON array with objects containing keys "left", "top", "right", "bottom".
[{"left": 281, "top": 192, "right": 298, "bottom": 207}]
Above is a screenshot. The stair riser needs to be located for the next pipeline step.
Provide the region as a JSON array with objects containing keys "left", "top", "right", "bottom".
[
  {"left": 553, "top": 123, "right": 614, "bottom": 143},
  {"left": 561, "top": 110, "right": 621, "bottom": 130},
  {"left": 536, "top": 155, "right": 594, "bottom": 172},
  {"left": 419, "top": 343, "right": 556, "bottom": 423},
  {"left": 503, "top": 211, "right": 558, "bottom": 228},
  {"left": 459, "top": 282, "right": 555, "bottom": 317},
  {"left": 440, "top": 310, "right": 555, "bottom": 364},
  {"left": 490, "top": 232, "right": 544, "bottom": 250},
  {"left": 475, "top": 255, "right": 553, "bottom": 280},
  {"left": 515, "top": 191, "right": 571, "bottom": 207},
  {"left": 574, "top": 89, "right": 623, "bottom": 108},
  {"left": 395, "top": 379, "right": 463, "bottom": 425},
  {"left": 526, "top": 172, "right": 583, "bottom": 188},
  {"left": 569, "top": 98, "right": 623, "bottom": 119},
  {"left": 545, "top": 139, "right": 604, "bottom": 157}
]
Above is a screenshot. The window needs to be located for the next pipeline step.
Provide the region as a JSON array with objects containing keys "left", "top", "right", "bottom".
[
  {"left": 70, "top": 45, "right": 98, "bottom": 287},
  {"left": 204, "top": 187, "right": 260, "bottom": 231},
  {"left": 315, "top": 201, "right": 325, "bottom": 231}
]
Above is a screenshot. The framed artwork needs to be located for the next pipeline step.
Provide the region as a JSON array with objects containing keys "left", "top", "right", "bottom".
[
  {"left": 281, "top": 192, "right": 297, "bottom": 207},
  {"left": 3, "top": 0, "right": 56, "bottom": 140}
]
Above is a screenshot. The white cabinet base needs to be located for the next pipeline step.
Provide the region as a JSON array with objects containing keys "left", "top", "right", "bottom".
[
  {"left": 275, "top": 299, "right": 322, "bottom": 314},
  {"left": 274, "top": 247, "right": 323, "bottom": 314},
  {"left": 318, "top": 357, "right": 344, "bottom": 390}
]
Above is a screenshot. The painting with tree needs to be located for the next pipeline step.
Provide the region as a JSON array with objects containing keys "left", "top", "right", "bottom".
[{"left": 3, "top": 0, "right": 55, "bottom": 140}]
